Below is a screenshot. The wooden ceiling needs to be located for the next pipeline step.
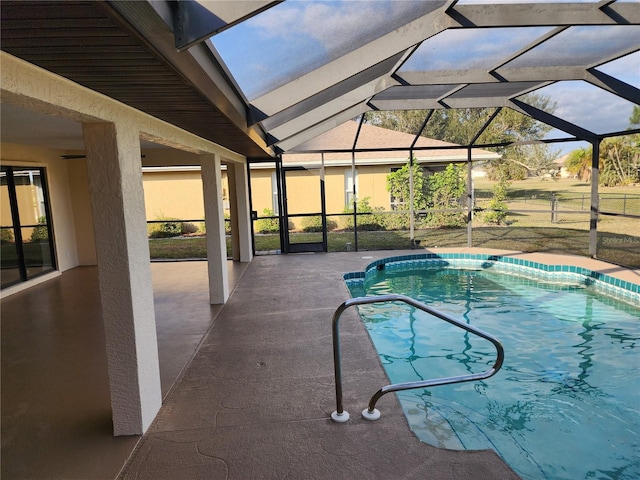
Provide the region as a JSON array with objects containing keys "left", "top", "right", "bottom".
[{"left": 0, "top": 1, "right": 273, "bottom": 158}]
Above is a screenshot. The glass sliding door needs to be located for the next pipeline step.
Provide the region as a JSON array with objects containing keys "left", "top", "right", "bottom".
[
  {"left": 0, "top": 169, "right": 21, "bottom": 287},
  {"left": 1, "top": 166, "right": 56, "bottom": 289}
]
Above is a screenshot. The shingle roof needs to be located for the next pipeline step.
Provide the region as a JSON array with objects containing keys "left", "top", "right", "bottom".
[{"left": 283, "top": 121, "right": 498, "bottom": 165}]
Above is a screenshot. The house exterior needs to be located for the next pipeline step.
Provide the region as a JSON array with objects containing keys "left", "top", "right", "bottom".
[{"left": 141, "top": 121, "right": 498, "bottom": 229}]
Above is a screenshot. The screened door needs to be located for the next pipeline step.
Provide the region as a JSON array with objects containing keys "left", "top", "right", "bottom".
[{"left": 282, "top": 166, "right": 327, "bottom": 253}]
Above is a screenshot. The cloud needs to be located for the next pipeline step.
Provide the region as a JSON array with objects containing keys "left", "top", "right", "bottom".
[
  {"left": 511, "top": 25, "right": 640, "bottom": 68},
  {"left": 535, "top": 81, "right": 635, "bottom": 135},
  {"left": 404, "top": 27, "right": 553, "bottom": 70},
  {"left": 216, "top": 0, "right": 437, "bottom": 98},
  {"left": 250, "top": 1, "right": 423, "bottom": 54}
]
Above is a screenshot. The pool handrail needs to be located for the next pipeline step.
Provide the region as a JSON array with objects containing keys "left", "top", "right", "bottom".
[{"left": 331, "top": 293, "right": 505, "bottom": 423}]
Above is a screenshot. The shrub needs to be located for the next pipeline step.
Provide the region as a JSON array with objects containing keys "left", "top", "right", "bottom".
[
  {"left": 342, "top": 197, "right": 386, "bottom": 231},
  {"left": 301, "top": 216, "right": 322, "bottom": 232},
  {"left": 181, "top": 222, "right": 199, "bottom": 235},
  {"left": 255, "top": 208, "right": 279, "bottom": 234},
  {"left": 224, "top": 213, "right": 231, "bottom": 235},
  {"left": 355, "top": 212, "right": 386, "bottom": 231},
  {"left": 423, "top": 211, "right": 467, "bottom": 228},
  {"left": 299, "top": 216, "right": 338, "bottom": 232},
  {"left": 148, "top": 215, "right": 182, "bottom": 238},
  {"left": 482, "top": 178, "right": 510, "bottom": 225},
  {"left": 30, "top": 216, "right": 49, "bottom": 242},
  {"left": 0, "top": 227, "right": 14, "bottom": 244},
  {"left": 382, "top": 212, "right": 410, "bottom": 231}
]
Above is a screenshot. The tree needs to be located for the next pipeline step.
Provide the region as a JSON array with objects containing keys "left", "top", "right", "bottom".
[
  {"left": 564, "top": 134, "right": 640, "bottom": 186},
  {"left": 367, "top": 94, "right": 559, "bottom": 180},
  {"left": 425, "top": 164, "right": 467, "bottom": 227},
  {"left": 565, "top": 147, "right": 592, "bottom": 182},
  {"left": 630, "top": 105, "right": 640, "bottom": 128},
  {"left": 386, "top": 160, "right": 467, "bottom": 228},
  {"left": 600, "top": 135, "right": 640, "bottom": 186},
  {"left": 386, "top": 156, "right": 429, "bottom": 211}
]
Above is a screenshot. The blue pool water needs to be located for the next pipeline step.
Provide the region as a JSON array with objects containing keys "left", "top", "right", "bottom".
[{"left": 346, "top": 260, "right": 640, "bottom": 480}]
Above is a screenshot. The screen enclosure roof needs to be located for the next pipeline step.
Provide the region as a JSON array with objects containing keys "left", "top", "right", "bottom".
[{"left": 183, "top": 0, "right": 639, "bottom": 154}]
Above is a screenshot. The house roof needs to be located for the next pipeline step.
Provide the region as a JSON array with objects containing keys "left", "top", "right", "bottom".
[{"left": 281, "top": 121, "right": 498, "bottom": 166}]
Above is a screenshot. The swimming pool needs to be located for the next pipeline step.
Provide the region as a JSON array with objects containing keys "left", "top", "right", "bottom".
[{"left": 345, "top": 254, "right": 640, "bottom": 480}]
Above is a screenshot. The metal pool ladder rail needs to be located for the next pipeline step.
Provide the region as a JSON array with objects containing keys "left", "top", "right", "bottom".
[{"left": 331, "top": 294, "right": 505, "bottom": 423}]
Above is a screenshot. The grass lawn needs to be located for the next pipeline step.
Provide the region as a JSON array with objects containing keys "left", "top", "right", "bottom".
[
  {"left": 474, "top": 177, "right": 640, "bottom": 197},
  {"left": 148, "top": 178, "right": 639, "bottom": 268},
  {"left": 148, "top": 226, "right": 640, "bottom": 268}
]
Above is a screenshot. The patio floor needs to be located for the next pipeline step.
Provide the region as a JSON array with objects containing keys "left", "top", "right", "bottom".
[
  {"left": 119, "top": 251, "right": 521, "bottom": 480},
  {"left": 5, "top": 249, "right": 636, "bottom": 479}
]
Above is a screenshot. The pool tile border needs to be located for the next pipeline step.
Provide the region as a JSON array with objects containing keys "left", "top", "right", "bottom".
[{"left": 344, "top": 253, "right": 640, "bottom": 305}]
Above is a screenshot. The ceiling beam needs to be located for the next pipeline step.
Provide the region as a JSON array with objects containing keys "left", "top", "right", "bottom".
[
  {"left": 276, "top": 104, "right": 369, "bottom": 152},
  {"left": 398, "top": 64, "right": 616, "bottom": 86},
  {"left": 267, "top": 76, "right": 399, "bottom": 142},
  {"left": 369, "top": 98, "right": 443, "bottom": 111},
  {"left": 173, "top": 1, "right": 282, "bottom": 51},
  {"left": 509, "top": 98, "right": 598, "bottom": 143},
  {"left": 450, "top": 1, "right": 640, "bottom": 27},
  {"left": 256, "top": 52, "right": 405, "bottom": 129},
  {"left": 586, "top": 69, "right": 640, "bottom": 105}
]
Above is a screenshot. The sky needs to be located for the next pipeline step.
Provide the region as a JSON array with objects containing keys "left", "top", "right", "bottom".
[
  {"left": 213, "top": 1, "right": 440, "bottom": 99},
  {"left": 210, "top": 1, "right": 639, "bottom": 152}
]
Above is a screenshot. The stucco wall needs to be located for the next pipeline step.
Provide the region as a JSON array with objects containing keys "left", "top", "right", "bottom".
[
  {"left": 143, "top": 171, "right": 207, "bottom": 221},
  {"left": 66, "top": 158, "right": 97, "bottom": 265},
  {"left": 141, "top": 164, "right": 397, "bottom": 231},
  {"left": 248, "top": 169, "right": 275, "bottom": 215}
]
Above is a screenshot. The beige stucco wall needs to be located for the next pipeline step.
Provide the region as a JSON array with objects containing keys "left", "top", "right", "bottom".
[
  {"left": 143, "top": 171, "right": 207, "bottom": 221},
  {"left": 141, "top": 164, "right": 397, "bottom": 231},
  {"left": 197, "top": 164, "right": 393, "bottom": 230},
  {"left": 250, "top": 165, "right": 393, "bottom": 213},
  {"left": 249, "top": 168, "right": 275, "bottom": 216},
  {"left": 66, "top": 158, "right": 97, "bottom": 265},
  {"left": 323, "top": 165, "right": 394, "bottom": 212},
  {"left": 141, "top": 169, "right": 230, "bottom": 222}
]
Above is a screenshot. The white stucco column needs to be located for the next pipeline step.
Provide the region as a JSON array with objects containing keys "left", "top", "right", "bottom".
[
  {"left": 227, "top": 162, "right": 253, "bottom": 263},
  {"left": 83, "top": 122, "right": 162, "bottom": 436},
  {"left": 201, "top": 154, "right": 229, "bottom": 304},
  {"left": 226, "top": 164, "right": 241, "bottom": 261}
]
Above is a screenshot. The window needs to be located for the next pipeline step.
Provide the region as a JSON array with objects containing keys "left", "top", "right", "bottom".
[
  {"left": 271, "top": 171, "right": 279, "bottom": 214},
  {"left": 344, "top": 168, "right": 358, "bottom": 207},
  {"left": 1, "top": 166, "right": 56, "bottom": 289}
]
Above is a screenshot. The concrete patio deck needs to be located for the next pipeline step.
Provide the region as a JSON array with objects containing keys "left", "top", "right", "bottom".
[
  {"left": 5, "top": 249, "right": 637, "bottom": 479},
  {"left": 118, "top": 251, "right": 520, "bottom": 480}
]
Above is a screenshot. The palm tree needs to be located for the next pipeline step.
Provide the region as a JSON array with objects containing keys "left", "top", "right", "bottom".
[{"left": 565, "top": 147, "right": 592, "bottom": 182}]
